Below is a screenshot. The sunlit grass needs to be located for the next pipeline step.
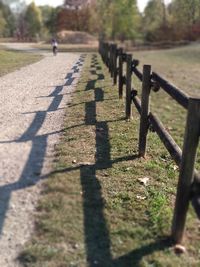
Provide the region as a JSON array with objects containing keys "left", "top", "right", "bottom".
[{"left": 0, "top": 48, "right": 42, "bottom": 76}]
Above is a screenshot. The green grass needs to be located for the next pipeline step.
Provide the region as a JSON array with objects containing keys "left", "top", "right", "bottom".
[
  {"left": 0, "top": 48, "right": 43, "bottom": 76},
  {"left": 19, "top": 46, "right": 200, "bottom": 267},
  {"left": 134, "top": 44, "right": 200, "bottom": 97},
  {"left": 133, "top": 44, "right": 200, "bottom": 164}
]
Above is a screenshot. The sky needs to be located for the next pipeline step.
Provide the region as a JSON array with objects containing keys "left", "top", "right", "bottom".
[
  {"left": 25, "top": 0, "right": 64, "bottom": 7},
  {"left": 24, "top": 0, "right": 172, "bottom": 12}
]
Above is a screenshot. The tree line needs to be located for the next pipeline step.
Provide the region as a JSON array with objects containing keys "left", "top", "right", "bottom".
[
  {"left": 99, "top": 0, "right": 200, "bottom": 42},
  {"left": 0, "top": 0, "right": 199, "bottom": 42}
]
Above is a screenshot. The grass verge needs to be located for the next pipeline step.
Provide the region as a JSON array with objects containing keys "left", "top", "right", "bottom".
[
  {"left": 19, "top": 51, "right": 200, "bottom": 267},
  {"left": 0, "top": 48, "right": 42, "bottom": 76}
]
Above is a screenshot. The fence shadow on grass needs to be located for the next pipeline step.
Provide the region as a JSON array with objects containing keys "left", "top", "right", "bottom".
[
  {"left": 37, "top": 54, "right": 170, "bottom": 267},
  {"left": 114, "top": 238, "right": 172, "bottom": 267},
  {"left": 79, "top": 54, "right": 112, "bottom": 266},
  {"left": 81, "top": 54, "right": 171, "bottom": 267},
  {"left": 0, "top": 55, "right": 86, "bottom": 236}
]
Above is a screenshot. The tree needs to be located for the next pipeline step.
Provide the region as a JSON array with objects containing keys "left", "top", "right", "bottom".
[
  {"left": 0, "top": 10, "right": 6, "bottom": 36},
  {"left": 39, "top": 5, "right": 59, "bottom": 36},
  {"left": 170, "top": 0, "right": 200, "bottom": 40},
  {"left": 0, "top": 1, "right": 15, "bottom": 37},
  {"left": 116, "top": 0, "right": 141, "bottom": 41},
  {"left": 24, "top": 2, "right": 42, "bottom": 39},
  {"left": 142, "top": 0, "right": 167, "bottom": 41},
  {"left": 87, "top": 1, "right": 100, "bottom": 34},
  {"left": 57, "top": 5, "right": 91, "bottom": 33},
  {"left": 98, "top": 0, "right": 141, "bottom": 41},
  {"left": 98, "top": 0, "right": 112, "bottom": 38}
]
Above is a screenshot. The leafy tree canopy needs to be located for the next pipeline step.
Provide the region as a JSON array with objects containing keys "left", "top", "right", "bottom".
[
  {"left": 98, "top": 0, "right": 141, "bottom": 41},
  {"left": 24, "top": 2, "right": 42, "bottom": 38}
]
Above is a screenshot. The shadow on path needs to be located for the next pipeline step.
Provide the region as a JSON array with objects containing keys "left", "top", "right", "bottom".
[{"left": 0, "top": 54, "right": 86, "bottom": 235}]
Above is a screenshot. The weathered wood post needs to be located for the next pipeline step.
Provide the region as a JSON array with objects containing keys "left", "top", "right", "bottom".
[
  {"left": 103, "top": 43, "right": 106, "bottom": 64},
  {"left": 113, "top": 44, "right": 118, "bottom": 85},
  {"left": 105, "top": 43, "right": 109, "bottom": 68},
  {"left": 139, "top": 65, "right": 152, "bottom": 157},
  {"left": 102, "top": 42, "right": 105, "bottom": 62},
  {"left": 126, "top": 54, "right": 133, "bottom": 120},
  {"left": 111, "top": 44, "right": 115, "bottom": 78},
  {"left": 102, "top": 42, "right": 105, "bottom": 63},
  {"left": 103, "top": 43, "right": 106, "bottom": 65},
  {"left": 109, "top": 44, "right": 113, "bottom": 75},
  {"left": 118, "top": 48, "right": 123, "bottom": 99},
  {"left": 98, "top": 40, "right": 100, "bottom": 55},
  {"left": 172, "top": 98, "right": 200, "bottom": 244}
]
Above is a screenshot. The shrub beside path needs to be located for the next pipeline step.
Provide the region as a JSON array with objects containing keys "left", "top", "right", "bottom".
[{"left": 0, "top": 47, "right": 83, "bottom": 266}]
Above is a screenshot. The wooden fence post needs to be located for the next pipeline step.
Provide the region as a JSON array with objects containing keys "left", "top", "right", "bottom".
[
  {"left": 118, "top": 48, "right": 123, "bottom": 99},
  {"left": 126, "top": 54, "right": 133, "bottom": 120},
  {"left": 99, "top": 40, "right": 102, "bottom": 55},
  {"left": 172, "top": 98, "right": 200, "bottom": 244},
  {"left": 100, "top": 42, "right": 103, "bottom": 60},
  {"left": 139, "top": 65, "right": 152, "bottom": 157},
  {"left": 111, "top": 44, "right": 115, "bottom": 78},
  {"left": 109, "top": 44, "right": 113, "bottom": 75},
  {"left": 113, "top": 44, "right": 117, "bottom": 85},
  {"left": 101, "top": 42, "right": 104, "bottom": 62},
  {"left": 104, "top": 43, "right": 106, "bottom": 65},
  {"left": 106, "top": 43, "right": 109, "bottom": 68}
]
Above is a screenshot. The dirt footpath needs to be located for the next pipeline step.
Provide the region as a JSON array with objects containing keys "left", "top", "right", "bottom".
[{"left": 0, "top": 49, "right": 85, "bottom": 266}]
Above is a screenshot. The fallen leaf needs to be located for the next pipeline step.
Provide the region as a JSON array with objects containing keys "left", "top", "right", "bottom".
[
  {"left": 174, "top": 244, "right": 186, "bottom": 254},
  {"left": 136, "top": 195, "right": 146, "bottom": 200},
  {"left": 173, "top": 165, "right": 178, "bottom": 171},
  {"left": 138, "top": 177, "right": 150, "bottom": 186}
]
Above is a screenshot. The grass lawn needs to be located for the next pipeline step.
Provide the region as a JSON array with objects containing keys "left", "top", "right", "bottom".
[
  {"left": 133, "top": 43, "right": 200, "bottom": 160},
  {"left": 19, "top": 45, "right": 200, "bottom": 267},
  {"left": 0, "top": 48, "right": 43, "bottom": 76}
]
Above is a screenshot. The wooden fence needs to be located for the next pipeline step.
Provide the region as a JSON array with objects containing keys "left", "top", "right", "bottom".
[{"left": 99, "top": 41, "right": 200, "bottom": 245}]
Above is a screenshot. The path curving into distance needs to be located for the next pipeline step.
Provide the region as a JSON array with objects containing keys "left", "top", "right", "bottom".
[{"left": 0, "top": 45, "right": 85, "bottom": 266}]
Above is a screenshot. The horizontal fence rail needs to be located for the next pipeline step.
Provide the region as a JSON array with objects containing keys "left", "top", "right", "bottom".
[
  {"left": 152, "top": 72, "right": 189, "bottom": 109},
  {"left": 148, "top": 112, "right": 182, "bottom": 165},
  {"left": 99, "top": 40, "right": 200, "bottom": 246},
  {"left": 132, "top": 66, "right": 143, "bottom": 82}
]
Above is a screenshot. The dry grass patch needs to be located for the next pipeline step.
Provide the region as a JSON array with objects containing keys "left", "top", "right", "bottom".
[{"left": 0, "top": 48, "right": 42, "bottom": 76}]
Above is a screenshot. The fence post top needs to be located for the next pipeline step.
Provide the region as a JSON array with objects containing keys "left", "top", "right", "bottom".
[
  {"left": 188, "top": 97, "right": 200, "bottom": 103},
  {"left": 126, "top": 54, "right": 132, "bottom": 59},
  {"left": 188, "top": 98, "right": 200, "bottom": 117},
  {"left": 143, "top": 65, "right": 151, "bottom": 74},
  {"left": 143, "top": 64, "right": 151, "bottom": 68},
  {"left": 132, "top": 59, "right": 139, "bottom": 67}
]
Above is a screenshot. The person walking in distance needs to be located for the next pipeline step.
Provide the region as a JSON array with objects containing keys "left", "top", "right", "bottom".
[{"left": 51, "top": 38, "right": 58, "bottom": 56}]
